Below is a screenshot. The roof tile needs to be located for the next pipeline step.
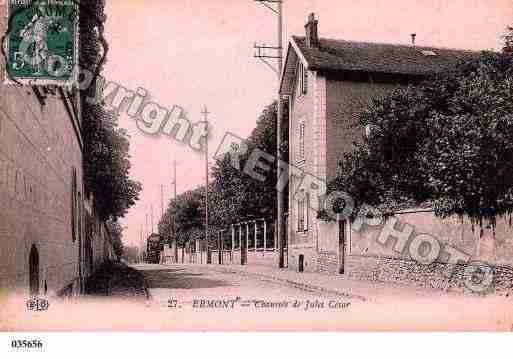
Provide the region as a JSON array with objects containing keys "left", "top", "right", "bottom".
[{"left": 293, "top": 36, "right": 480, "bottom": 76}]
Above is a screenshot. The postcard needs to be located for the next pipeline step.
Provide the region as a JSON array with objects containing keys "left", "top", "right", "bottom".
[{"left": 1, "top": 0, "right": 513, "bottom": 343}]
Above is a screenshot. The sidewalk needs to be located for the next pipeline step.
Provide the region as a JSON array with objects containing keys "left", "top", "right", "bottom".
[
  {"left": 164, "top": 262, "right": 462, "bottom": 302},
  {"left": 85, "top": 261, "right": 150, "bottom": 300}
]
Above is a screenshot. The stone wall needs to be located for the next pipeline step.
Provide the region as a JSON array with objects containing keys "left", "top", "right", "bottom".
[
  {"left": 346, "top": 211, "right": 513, "bottom": 294},
  {"left": 205, "top": 249, "right": 277, "bottom": 267},
  {"left": 0, "top": 82, "right": 84, "bottom": 296},
  {"left": 316, "top": 251, "right": 339, "bottom": 275},
  {"left": 0, "top": 5, "right": 84, "bottom": 297}
]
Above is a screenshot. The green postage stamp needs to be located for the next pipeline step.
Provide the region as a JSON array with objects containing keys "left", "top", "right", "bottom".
[{"left": 4, "top": 0, "right": 79, "bottom": 86}]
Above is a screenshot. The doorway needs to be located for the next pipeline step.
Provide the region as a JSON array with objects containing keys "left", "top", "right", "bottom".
[
  {"left": 29, "top": 244, "right": 39, "bottom": 297},
  {"left": 298, "top": 254, "right": 304, "bottom": 273}
]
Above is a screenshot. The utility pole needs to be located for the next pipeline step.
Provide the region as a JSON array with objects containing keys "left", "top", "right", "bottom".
[
  {"left": 253, "top": 0, "right": 286, "bottom": 268},
  {"left": 145, "top": 213, "right": 149, "bottom": 239},
  {"left": 151, "top": 205, "right": 154, "bottom": 235},
  {"left": 160, "top": 185, "right": 164, "bottom": 221},
  {"left": 202, "top": 105, "right": 210, "bottom": 265},
  {"left": 173, "top": 160, "right": 177, "bottom": 200},
  {"left": 141, "top": 225, "right": 145, "bottom": 263},
  {"left": 172, "top": 159, "right": 178, "bottom": 263},
  {"left": 253, "top": 1, "right": 283, "bottom": 77}
]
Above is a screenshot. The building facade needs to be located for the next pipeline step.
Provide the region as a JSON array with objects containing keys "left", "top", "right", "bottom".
[
  {"left": 278, "top": 14, "right": 513, "bottom": 291},
  {"left": 83, "top": 196, "right": 117, "bottom": 279},
  {"left": 0, "top": 6, "right": 114, "bottom": 298},
  {"left": 0, "top": 84, "right": 84, "bottom": 297}
]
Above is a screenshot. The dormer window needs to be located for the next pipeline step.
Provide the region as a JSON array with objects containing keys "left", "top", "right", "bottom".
[{"left": 298, "top": 62, "right": 308, "bottom": 96}]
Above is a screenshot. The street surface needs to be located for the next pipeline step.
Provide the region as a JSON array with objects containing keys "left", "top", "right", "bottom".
[
  {"left": 2, "top": 263, "right": 513, "bottom": 331},
  {"left": 136, "top": 263, "right": 349, "bottom": 307}
]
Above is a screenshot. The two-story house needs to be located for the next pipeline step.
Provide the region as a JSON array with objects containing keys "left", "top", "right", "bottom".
[{"left": 279, "top": 13, "right": 478, "bottom": 276}]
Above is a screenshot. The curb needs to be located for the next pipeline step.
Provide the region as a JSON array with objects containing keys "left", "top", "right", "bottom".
[{"left": 169, "top": 264, "right": 367, "bottom": 302}]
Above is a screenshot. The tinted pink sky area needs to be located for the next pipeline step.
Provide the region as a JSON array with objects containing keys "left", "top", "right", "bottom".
[{"left": 104, "top": 0, "right": 513, "bottom": 247}]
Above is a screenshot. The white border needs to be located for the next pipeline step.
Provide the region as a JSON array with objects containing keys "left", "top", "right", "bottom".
[{"left": 1, "top": 333, "right": 512, "bottom": 359}]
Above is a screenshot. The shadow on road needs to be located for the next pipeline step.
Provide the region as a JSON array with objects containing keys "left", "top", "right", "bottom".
[
  {"left": 85, "top": 261, "right": 149, "bottom": 299},
  {"left": 142, "top": 269, "right": 232, "bottom": 290}
]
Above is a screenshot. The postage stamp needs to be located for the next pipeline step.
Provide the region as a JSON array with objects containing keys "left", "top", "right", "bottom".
[{"left": 3, "top": 0, "right": 78, "bottom": 86}]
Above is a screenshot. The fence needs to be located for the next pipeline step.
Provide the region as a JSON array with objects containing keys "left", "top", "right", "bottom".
[
  {"left": 209, "top": 218, "right": 278, "bottom": 265},
  {"left": 162, "top": 218, "right": 280, "bottom": 266}
]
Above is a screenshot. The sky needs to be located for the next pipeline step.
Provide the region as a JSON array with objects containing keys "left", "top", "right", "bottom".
[{"left": 103, "top": 0, "right": 513, "bottom": 248}]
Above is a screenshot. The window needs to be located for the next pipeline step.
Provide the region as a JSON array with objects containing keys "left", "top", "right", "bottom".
[
  {"left": 297, "top": 191, "right": 309, "bottom": 232},
  {"left": 298, "top": 62, "right": 308, "bottom": 96},
  {"left": 299, "top": 122, "right": 305, "bottom": 162}
]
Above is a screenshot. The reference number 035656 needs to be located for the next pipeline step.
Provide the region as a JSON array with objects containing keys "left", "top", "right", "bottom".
[{"left": 11, "top": 339, "right": 43, "bottom": 350}]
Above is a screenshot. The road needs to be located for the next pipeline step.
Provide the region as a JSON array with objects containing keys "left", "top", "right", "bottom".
[
  {"left": 126, "top": 263, "right": 359, "bottom": 330},
  {"left": 135, "top": 263, "right": 349, "bottom": 306},
  {"left": 3, "top": 263, "right": 512, "bottom": 330},
  {"left": 131, "top": 263, "right": 513, "bottom": 331}
]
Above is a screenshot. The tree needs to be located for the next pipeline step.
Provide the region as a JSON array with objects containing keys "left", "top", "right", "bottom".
[
  {"left": 503, "top": 26, "right": 513, "bottom": 54},
  {"left": 158, "top": 101, "right": 288, "bottom": 250},
  {"left": 159, "top": 187, "right": 205, "bottom": 248},
  {"left": 210, "top": 101, "right": 288, "bottom": 227},
  {"left": 82, "top": 108, "right": 142, "bottom": 221},
  {"left": 329, "top": 52, "right": 513, "bottom": 229},
  {"left": 106, "top": 219, "right": 124, "bottom": 258},
  {"left": 80, "top": 0, "right": 141, "bottom": 221}
]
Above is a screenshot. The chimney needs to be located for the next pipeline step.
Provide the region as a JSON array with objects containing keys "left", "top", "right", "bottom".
[
  {"left": 411, "top": 33, "right": 417, "bottom": 47},
  {"left": 305, "top": 13, "right": 319, "bottom": 48}
]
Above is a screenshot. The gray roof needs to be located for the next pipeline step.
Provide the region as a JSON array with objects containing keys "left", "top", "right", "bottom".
[
  {"left": 280, "top": 36, "right": 480, "bottom": 94},
  {"left": 294, "top": 36, "right": 478, "bottom": 75}
]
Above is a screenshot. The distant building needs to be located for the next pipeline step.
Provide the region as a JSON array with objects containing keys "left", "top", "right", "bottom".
[{"left": 146, "top": 233, "right": 163, "bottom": 264}]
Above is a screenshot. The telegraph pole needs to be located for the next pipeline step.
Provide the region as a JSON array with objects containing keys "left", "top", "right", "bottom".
[
  {"left": 139, "top": 225, "right": 143, "bottom": 263},
  {"left": 173, "top": 160, "right": 177, "bottom": 200},
  {"left": 202, "top": 106, "right": 210, "bottom": 265},
  {"left": 151, "top": 205, "right": 154, "bottom": 235},
  {"left": 172, "top": 159, "right": 178, "bottom": 263},
  {"left": 145, "top": 213, "right": 149, "bottom": 239},
  {"left": 254, "top": 0, "right": 286, "bottom": 268},
  {"left": 160, "top": 185, "right": 164, "bottom": 221},
  {"left": 254, "top": 1, "right": 283, "bottom": 77}
]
